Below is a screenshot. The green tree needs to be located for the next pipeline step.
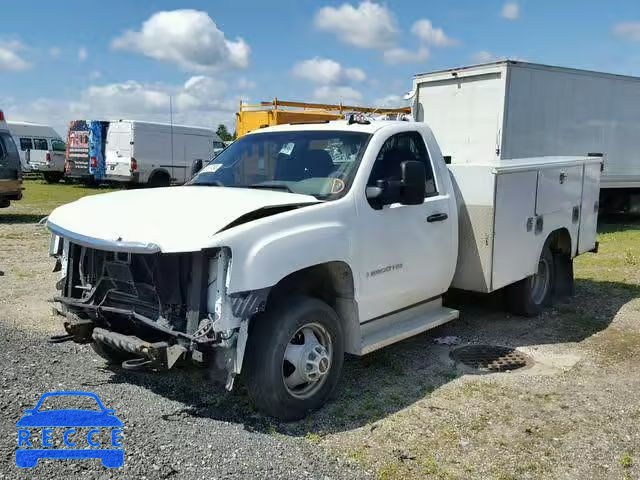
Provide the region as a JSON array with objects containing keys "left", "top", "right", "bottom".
[{"left": 216, "top": 124, "right": 233, "bottom": 142}]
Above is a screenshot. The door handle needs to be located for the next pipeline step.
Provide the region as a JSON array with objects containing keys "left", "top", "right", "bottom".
[{"left": 427, "top": 213, "right": 448, "bottom": 223}]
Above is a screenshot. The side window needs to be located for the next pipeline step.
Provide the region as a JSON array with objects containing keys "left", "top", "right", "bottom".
[
  {"left": 367, "top": 131, "right": 437, "bottom": 196},
  {"left": 51, "top": 139, "right": 66, "bottom": 152},
  {"left": 19, "top": 137, "right": 33, "bottom": 151},
  {"left": 33, "top": 138, "right": 48, "bottom": 150}
]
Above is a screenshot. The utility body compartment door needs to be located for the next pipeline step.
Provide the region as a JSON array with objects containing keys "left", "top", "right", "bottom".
[
  {"left": 578, "top": 162, "right": 601, "bottom": 253},
  {"left": 535, "top": 166, "right": 583, "bottom": 215}
]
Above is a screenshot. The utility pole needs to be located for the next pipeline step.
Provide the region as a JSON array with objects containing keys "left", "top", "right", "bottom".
[{"left": 169, "top": 95, "right": 174, "bottom": 176}]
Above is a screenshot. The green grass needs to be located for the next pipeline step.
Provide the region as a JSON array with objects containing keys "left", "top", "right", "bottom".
[
  {"left": 0, "top": 179, "right": 121, "bottom": 223},
  {"left": 620, "top": 452, "right": 633, "bottom": 469}
]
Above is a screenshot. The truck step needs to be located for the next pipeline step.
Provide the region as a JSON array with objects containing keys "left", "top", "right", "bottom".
[{"left": 360, "top": 300, "right": 459, "bottom": 355}]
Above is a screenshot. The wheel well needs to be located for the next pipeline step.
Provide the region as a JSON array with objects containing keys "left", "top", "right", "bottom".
[
  {"left": 547, "top": 228, "right": 572, "bottom": 257},
  {"left": 268, "top": 262, "right": 360, "bottom": 354},
  {"left": 149, "top": 169, "right": 171, "bottom": 182}
]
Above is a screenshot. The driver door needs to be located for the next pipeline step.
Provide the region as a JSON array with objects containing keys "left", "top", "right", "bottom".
[{"left": 355, "top": 131, "right": 454, "bottom": 321}]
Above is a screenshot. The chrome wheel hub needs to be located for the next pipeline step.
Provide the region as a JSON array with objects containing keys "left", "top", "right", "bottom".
[
  {"left": 282, "top": 323, "right": 333, "bottom": 399},
  {"left": 531, "top": 256, "right": 550, "bottom": 305}
]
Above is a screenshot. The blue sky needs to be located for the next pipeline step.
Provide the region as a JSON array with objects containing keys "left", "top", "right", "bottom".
[{"left": 1, "top": 0, "right": 640, "bottom": 136}]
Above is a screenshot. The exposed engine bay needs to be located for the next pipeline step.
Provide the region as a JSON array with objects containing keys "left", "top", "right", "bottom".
[{"left": 50, "top": 238, "right": 268, "bottom": 388}]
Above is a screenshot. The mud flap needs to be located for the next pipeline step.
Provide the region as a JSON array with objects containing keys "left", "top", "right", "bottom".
[{"left": 553, "top": 254, "right": 574, "bottom": 299}]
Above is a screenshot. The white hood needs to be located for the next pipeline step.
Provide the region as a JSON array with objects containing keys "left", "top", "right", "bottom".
[{"left": 47, "top": 186, "right": 318, "bottom": 253}]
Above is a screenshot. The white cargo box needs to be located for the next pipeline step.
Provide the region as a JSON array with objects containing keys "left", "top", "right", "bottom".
[
  {"left": 413, "top": 61, "right": 640, "bottom": 190},
  {"left": 449, "top": 156, "right": 602, "bottom": 293}
]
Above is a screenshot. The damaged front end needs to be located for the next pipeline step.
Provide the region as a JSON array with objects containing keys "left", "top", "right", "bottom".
[{"left": 48, "top": 235, "right": 268, "bottom": 389}]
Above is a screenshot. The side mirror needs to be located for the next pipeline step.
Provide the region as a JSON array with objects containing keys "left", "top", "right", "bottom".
[
  {"left": 191, "top": 159, "right": 203, "bottom": 178},
  {"left": 366, "top": 160, "right": 426, "bottom": 209},
  {"left": 399, "top": 160, "right": 426, "bottom": 205}
]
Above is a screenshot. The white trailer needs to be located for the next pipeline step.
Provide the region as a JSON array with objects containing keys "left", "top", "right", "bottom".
[
  {"left": 105, "top": 120, "right": 222, "bottom": 187},
  {"left": 411, "top": 60, "right": 640, "bottom": 212}
]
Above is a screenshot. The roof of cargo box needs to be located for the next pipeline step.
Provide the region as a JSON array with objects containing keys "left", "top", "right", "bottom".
[{"left": 414, "top": 60, "right": 640, "bottom": 83}]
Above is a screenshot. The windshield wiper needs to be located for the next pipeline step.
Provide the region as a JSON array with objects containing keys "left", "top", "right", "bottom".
[{"left": 244, "top": 183, "right": 294, "bottom": 193}]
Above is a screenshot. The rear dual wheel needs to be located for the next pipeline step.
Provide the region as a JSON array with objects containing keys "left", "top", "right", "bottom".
[
  {"left": 244, "top": 296, "right": 344, "bottom": 421},
  {"left": 506, "top": 243, "right": 555, "bottom": 316}
]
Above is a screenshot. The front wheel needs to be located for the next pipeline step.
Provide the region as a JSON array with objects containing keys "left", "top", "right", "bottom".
[
  {"left": 244, "top": 296, "right": 344, "bottom": 421},
  {"left": 506, "top": 243, "right": 555, "bottom": 316}
]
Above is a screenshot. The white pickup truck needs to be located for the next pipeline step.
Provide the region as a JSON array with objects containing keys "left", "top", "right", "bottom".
[{"left": 46, "top": 117, "right": 601, "bottom": 420}]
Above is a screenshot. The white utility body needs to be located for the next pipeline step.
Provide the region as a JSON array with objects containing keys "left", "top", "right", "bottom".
[
  {"left": 412, "top": 60, "right": 639, "bottom": 211},
  {"left": 47, "top": 117, "right": 601, "bottom": 420}
]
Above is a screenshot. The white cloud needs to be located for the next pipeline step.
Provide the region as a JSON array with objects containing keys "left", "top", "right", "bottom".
[
  {"left": 49, "top": 46, "right": 61, "bottom": 58},
  {"left": 0, "top": 40, "right": 31, "bottom": 72},
  {"left": 383, "top": 47, "right": 430, "bottom": 64},
  {"left": 78, "top": 47, "right": 88, "bottom": 61},
  {"left": 374, "top": 94, "right": 408, "bottom": 108},
  {"left": 8, "top": 75, "right": 239, "bottom": 137},
  {"left": 613, "top": 22, "right": 640, "bottom": 42},
  {"left": 313, "top": 85, "right": 363, "bottom": 105},
  {"left": 237, "top": 77, "right": 256, "bottom": 90},
  {"left": 112, "top": 9, "right": 250, "bottom": 71},
  {"left": 501, "top": 2, "right": 520, "bottom": 20},
  {"left": 292, "top": 57, "right": 366, "bottom": 85},
  {"left": 314, "top": 1, "right": 397, "bottom": 49},
  {"left": 411, "top": 19, "right": 458, "bottom": 47},
  {"left": 471, "top": 50, "right": 497, "bottom": 63}
]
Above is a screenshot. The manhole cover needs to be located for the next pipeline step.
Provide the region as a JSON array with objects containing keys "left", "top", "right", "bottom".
[{"left": 450, "top": 345, "right": 532, "bottom": 372}]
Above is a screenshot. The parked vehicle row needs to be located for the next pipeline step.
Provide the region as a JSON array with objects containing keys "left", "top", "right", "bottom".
[{"left": 65, "top": 119, "right": 224, "bottom": 187}]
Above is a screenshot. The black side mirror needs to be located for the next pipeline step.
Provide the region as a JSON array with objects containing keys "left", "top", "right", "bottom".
[
  {"left": 366, "top": 160, "right": 426, "bottom": 209},
  {"left": 399, "top": 160, "right": 426, "bottom": 205},
  {"left": 191, "top": 159, "right": 203, "bottom": 178}
]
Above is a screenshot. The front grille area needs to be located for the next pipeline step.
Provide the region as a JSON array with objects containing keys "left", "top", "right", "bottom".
[{"left": 65, "top": 243, "right": 193, "bottom": 332}]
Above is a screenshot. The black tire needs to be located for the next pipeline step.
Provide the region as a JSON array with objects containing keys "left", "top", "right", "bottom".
[
  {"left": 91, "top": 340, "right": 136, "bottom": 365},
  {"left": 506, "top": 242, "right": 555, "bottom": 317},
  {"left": 147, "top": 172, "right": 171, "bottom": 188},
  {"left": 43, "top": 172, "right": 63, "bottom": 183},
  {"left": 244, "top": 295, "right": 344, "bottom": 421}
]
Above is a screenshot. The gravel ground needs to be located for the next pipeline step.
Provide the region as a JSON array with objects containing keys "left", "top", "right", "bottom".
[
  {"left": 1, "top": 212, "right": 640, "bottom": 479},
  {"left": 0, "top": 223, "right": 371, "bottom": 480}
]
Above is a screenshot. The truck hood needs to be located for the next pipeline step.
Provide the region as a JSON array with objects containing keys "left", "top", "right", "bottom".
[{"left": 47, "top": 186, "right": 319, "bottom": 253}]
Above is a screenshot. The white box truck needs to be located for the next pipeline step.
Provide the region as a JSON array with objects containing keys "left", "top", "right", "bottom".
[
  {"left": 105, "top": 120, "right": 223, "bottom": 187},
  {"left": 45, "top": 114, "right": 601, "bottom": 420},
  {"left": 411, "top": 60, "right": 640, "bottom": 212}
]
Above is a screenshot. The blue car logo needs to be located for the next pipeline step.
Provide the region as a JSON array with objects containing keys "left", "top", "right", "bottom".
[{"left": 15, "top": 391, "right": 123, "bottom": 468}]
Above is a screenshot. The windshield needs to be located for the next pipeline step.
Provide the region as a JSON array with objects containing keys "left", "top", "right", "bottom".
[{"left": 189, "top": 130, "right": 371, "bottom": 200}]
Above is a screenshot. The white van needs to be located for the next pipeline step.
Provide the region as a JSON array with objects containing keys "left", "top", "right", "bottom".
[
  {"left": 8, "top": 121, "right": 65, "bottom": 180},
  {"left": 105, "top": 120, "right": 220, "bottom": 186}
]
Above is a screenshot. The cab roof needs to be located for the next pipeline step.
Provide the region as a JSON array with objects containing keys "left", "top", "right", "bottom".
[{"left": 246, "top": 119, "right": 416, "bottom": 136}]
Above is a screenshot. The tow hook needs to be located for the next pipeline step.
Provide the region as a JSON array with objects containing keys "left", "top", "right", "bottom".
[{"left": 121, "top": 358, "right": 153, "bottom": 370}]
